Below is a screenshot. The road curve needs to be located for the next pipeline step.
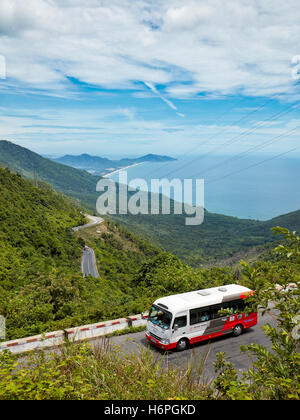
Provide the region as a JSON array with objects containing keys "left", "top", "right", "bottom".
[
  {"left": 89, "top": 308, "right": 276, "bottom": 382},
  {"left": 72, "top": 215, "right": 103, "bottom": 232},
  {"left": 72, "top": 214, "right": 103, "bottom": 278}
]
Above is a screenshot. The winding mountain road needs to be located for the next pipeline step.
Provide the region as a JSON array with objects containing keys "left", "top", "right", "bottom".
[
  {"left": 73, "top": 214, "right": 103, "bottom": 278},
  {"left": 72, "top": 215, "right": 103, "bottom": 232}
]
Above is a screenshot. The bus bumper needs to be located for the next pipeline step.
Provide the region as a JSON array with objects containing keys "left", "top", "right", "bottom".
[{"left": 145, "top": 332, "right": 176, "bottom": 350}]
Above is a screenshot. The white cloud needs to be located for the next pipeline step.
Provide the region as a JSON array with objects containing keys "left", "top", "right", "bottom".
[{"left": 0, "top": 0, "right": 299, "bottom": 100}]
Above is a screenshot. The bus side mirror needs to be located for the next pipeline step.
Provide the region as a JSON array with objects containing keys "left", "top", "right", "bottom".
[
  {"left": 174, "top": 324, "right": 179, "bottom": 331},
  {"left": 141, "top": 311, "right": 149, "bottom": 319}
]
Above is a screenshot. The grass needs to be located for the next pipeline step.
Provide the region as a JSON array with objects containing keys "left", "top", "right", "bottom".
[{"left": 0, "top": 340, "right": 214, "bottom": 400}]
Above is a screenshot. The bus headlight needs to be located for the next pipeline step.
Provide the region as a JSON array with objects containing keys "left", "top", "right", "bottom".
[{"left": 160, "top": 339, "right": 170, "bottom": 345}]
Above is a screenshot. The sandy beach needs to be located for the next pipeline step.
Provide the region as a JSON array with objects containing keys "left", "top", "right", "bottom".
[{"left": 102, "top": 162, "right": 144, "bottom": 178}]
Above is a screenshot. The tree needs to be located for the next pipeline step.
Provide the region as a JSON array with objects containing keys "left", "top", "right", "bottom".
[{"left": 214, "top": 227, "right": 300, "bottom": 400}]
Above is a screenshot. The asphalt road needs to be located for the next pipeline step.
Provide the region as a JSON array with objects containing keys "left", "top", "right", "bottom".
[
  {"left": 89, "top": 308, "right": 277, "bottom": 383},
  {"left": 82, "top": 247, "right": 99, "bottom": 278},
  {"left": 72, "top": 214, "right": 103, "bottom": 278},
  {"left": 72, "top": 215, "right": 103, "bottom": 232}
]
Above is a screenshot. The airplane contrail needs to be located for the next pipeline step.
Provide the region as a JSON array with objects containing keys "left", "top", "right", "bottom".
[{"left": 144, "top": 82, "right": 185, "bottom": 118}]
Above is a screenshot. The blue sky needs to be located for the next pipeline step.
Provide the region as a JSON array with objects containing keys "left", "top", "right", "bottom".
[{"left": 0, "top": 0, "right": 299, "bottom": 158}]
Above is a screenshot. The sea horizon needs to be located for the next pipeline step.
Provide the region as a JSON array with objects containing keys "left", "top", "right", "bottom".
[{"left": 108, "top": 154, "right": 300, "bottom": 221}]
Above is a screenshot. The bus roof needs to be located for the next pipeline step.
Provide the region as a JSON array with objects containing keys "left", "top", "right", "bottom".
[{"left": 153, "top": 284, "right": 252, "bottom": 314}]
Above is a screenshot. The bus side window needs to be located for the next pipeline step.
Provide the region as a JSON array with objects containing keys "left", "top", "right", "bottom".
[
  {"left": 239, "top": 300, "right": 246, "bottom": 312},
  {"left": 190, "top": 307, "right": 210, "bottom": 325},
  {"left": 231, "top": 299, "right": 246, "bottom": 313},
  {"left": 211, "top": 304, "right": 222, "bottom": 319},
  {"left": 173, "top": 316, "right": 187, "bottom": 329},
  {"left": 190, "top": 309, "right": 199, "bottom": 325},
  {"left": 217, "top": 302, "right": 231, "bottom": 317}
]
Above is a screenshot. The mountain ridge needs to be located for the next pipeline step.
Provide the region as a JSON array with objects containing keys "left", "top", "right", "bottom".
[
  {"left": 0, "top": 140, "right": 99, "bottom": 208},
  {"left": 52, "top": 152, "right": 177, "bottom": 173}
]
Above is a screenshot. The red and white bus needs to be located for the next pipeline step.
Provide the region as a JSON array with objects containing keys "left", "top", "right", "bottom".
[{"left": 145, "top": 284, "right": 257, "bottom": 351}]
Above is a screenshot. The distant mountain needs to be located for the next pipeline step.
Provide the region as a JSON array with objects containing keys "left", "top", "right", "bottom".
[
  {"left": 53, "top": 154, "right": 112, "bottom": 170},
  {"left": 120, "top": 154, "right": 177, "bottom": 163},
  {"left": 52, "top": 153, "right": 177, "bottom": 172},
  {"left": 141, "top": 154, "right": 176, "bottom": 161}
]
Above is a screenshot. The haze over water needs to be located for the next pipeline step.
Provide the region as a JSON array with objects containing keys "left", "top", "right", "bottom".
[{"left": 110, "top": 155, "right": 300, "bottom": 221}]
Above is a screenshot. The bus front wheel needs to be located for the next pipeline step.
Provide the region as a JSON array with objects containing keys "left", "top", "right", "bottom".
[
  {"left": 176, "top": 338, "right": 189, "bottom": 351},
  {"left": 233, "top": 324, "right": 243, "bottom": 337}
]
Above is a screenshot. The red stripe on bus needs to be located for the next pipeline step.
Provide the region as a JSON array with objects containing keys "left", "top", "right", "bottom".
[{"left": 240, "top": 291, "right": 254, "bottom": 299}]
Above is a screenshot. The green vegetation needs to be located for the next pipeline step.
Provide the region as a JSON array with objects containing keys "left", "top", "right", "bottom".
[
  {"left": 0, "top": 340, "right": 213, "bottom": 400},
  {"left": 0, "top": 229, "right": 298, "bottom": 400},
  {"left": 0, "top": 168, "right": 85, "bottom": 339},
  {"left": 0, "top": 167, "right": 236, "bottom": 341},
  {"left": 0, "top": 168, "right": 161, "bottom": 340},
  {"left": 73, "top": 219, "right": 234, "bottom": 320},
  {"left": 213, "top": 227, "right": 300, "bottom": 400},
  {"left": 113, "top": 207, "right": 300, "bottom": 266}
]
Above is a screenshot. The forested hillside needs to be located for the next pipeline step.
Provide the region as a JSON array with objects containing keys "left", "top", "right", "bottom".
[
  {"left": 112, "top": 208, "right": 300, "bottom": 266},
  {"left": 0, "top": 168, "right": 160, "bottom": 339},
  {"left": 0, "top": 140, "right": 99, "bottom": 209},
  {"left": 0, "top": 168, "right": 235, "bottom": 340},
  {"left": 0, "top": 168, "right": 85, "bottom": 338}
]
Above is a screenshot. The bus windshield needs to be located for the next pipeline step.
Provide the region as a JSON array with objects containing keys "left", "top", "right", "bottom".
[{"left": 149, "top": 305, "right": 172, "bottom": 330}]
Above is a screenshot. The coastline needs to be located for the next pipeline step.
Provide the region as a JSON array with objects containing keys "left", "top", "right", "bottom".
[{"left": 102, "top": 162, "right": 144, "bottom": 178}]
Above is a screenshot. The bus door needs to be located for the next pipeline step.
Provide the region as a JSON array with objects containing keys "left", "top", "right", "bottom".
[{"left": 172, "top": 313, "right": 188, "bottom": 342}]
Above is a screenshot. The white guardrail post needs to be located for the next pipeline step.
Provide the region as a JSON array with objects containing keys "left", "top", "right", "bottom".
[{"left": 0, "top": 313, "right": 149, "bottom": 354}]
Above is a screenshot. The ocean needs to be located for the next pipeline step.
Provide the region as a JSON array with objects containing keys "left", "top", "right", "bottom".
[{"left": 109, "top": 154, "right": 300, "bottom": 221}]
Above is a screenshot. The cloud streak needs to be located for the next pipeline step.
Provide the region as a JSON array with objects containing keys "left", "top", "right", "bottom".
[{"left": 144, "top": 82, "right": 185, "bottom": 117}]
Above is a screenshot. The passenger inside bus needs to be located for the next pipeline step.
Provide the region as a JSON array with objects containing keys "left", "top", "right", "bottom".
[{"left": 201, "top": 312, "right": 209, "bottom": 322}]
